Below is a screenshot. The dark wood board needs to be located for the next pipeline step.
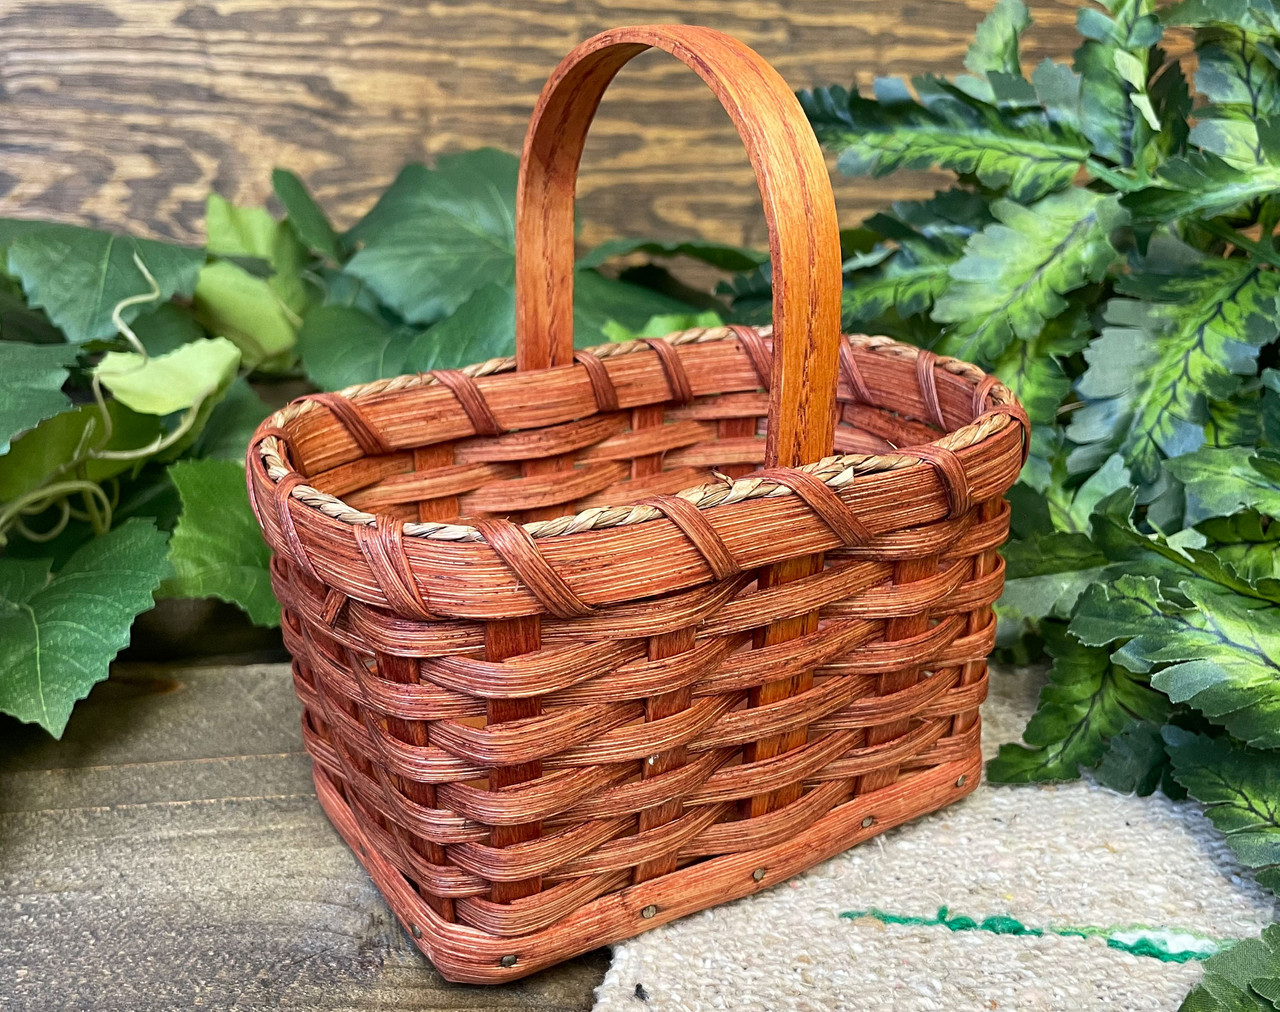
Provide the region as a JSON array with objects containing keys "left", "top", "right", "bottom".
[
  {"left": 0, "top": 663, "right": 608, "bottom": 1011},
  {"left": 0, "top": 0, "right": 1102, "bottom": 249}
]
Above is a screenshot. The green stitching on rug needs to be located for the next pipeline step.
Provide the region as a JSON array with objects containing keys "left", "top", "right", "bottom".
[{"left": 839, "top": 907, "right": 1219, "bottom": 963}]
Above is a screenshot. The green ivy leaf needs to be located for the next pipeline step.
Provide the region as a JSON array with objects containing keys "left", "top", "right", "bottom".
[
  {"left": 0, "top": 342, "right": 77, "bottom": 454},
  {"left": 194, "top": 195, "right": 309, "bottom": 369},
  {"left": 4, "top": 223, "right": 203, "bottom": 344},
  {"left": 129, "top": 303, "right": 207, "bottom": 356},
  {"left": 986, "top": 621, "right": 1170, "bottom": 782},
  {"left": 163, "top": 459, "right": 279, "bottom": 627},
  {"left": 603, "top": 310, "right": 724, "bottom": 342},
  {"left": 0, "top": 275, "right": 63, "bottom": 345},
  {"left": 578, "top": 238, "right": 766, "bottom": 273},
  {"left": 272, "top": 168, "right": 345, "bottom": 263},
  {"left": 800, "top": 77, "right": 1091, "bottom": 203},
  {"left": 297, "top": 304, "right": 425, "bottom": 391},
  {"left": 193, "top": 261, "right": 299, "bottom": 369},
  {"left": 344, "top": 149, "right": 519, "bottom": 324},
  {"left": 1167, "top": 446, "right": 1280, "bottom": 523},
  {"left": 570, "top": 269, "right": 696, "bottom": 345},
  {"left": 191, "top": 378, "right": 272, "bottom": 462},
  {"left": 0, "top": 518, "right": 168, "bottom": 737},
  {"left": 932, "top": 190, "right": 1124, "bottom": 364},
  {"left": 1165, "top": 728, "right": 1280, "bottom": 894},
  {"left": 1072, "top": 574, "right": 1280, "bottom": 749},
  {"left": 0, "top": 402, "right": 160, "bottom": 503},
  {"left": 95, "top": 337, "right": 241, "bottom": 416}
]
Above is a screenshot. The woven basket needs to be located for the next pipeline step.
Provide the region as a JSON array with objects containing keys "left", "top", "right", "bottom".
[{"left": 247, "top": 25, "right": 1028, "bottom": 984}]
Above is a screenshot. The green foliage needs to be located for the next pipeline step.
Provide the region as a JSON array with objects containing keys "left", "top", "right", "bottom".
[
  {"left": 96, "top": 338, "right": 241, "bottom": 415},
  {"left": 5, "top": 224, "right": 204, "bottom": 344},
  {"left": 987, "top": 623, "right": 1170, "bottom": 782},
  {"left": 0, "top": 342, "right": 77, "bottom": 453},
  {"left": 1178, "top": 923, "right": 1280, "bottom": 1012},
  {"left": 932, "top": 190, "right": 1124, "bottom": 362},
  {"left": 1166, "top": 728, "right": 1280, "bottom": 888},
  {"left": 344, "top": 149, "right": 520, "bottom": 323},
  {"left": 787, "top": 8, "right": 1280, "bottom": 993},
  {"left": 579, "top": 238, "right": 766, "bottom": 273},
  {"left": 164, "top": 460, "right": 278, "bottom": 628},
  {"left": 0, "top": 145, "right": 725, "bottom": 735},
  {"left": 799, "top": 76, "right": 1092, "bottom": 204},
  {"left": 0, "top": 519, "right": 167, "bottom": 737},
  {"left": 271, "top": 169, "right": 345, "bottom": 263}
]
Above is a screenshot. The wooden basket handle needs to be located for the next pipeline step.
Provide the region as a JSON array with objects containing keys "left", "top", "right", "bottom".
[{"left": 515, "top": 25, "right": 842, "bottom": 468}]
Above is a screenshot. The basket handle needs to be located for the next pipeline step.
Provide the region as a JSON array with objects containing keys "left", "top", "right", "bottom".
[{"left": 515, "top": 25, "right": 842, "bottom": 468}]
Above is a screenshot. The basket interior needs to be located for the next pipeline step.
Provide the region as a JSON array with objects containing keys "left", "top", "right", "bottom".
[{"left": 300, "top": 347, "right": 949, "bottom": 530}]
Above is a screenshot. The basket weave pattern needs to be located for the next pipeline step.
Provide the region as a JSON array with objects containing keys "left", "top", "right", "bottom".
[
  {"left": 246, "top": 23, "right": 1028, "bottom": 983},
  {"left": 248, "top": 325, "right": 1027, "bottom": 982}
]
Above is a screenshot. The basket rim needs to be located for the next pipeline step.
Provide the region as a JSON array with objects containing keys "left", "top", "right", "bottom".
[{"left": 252, "top": 326, "right": 1024, "bottom": 543}]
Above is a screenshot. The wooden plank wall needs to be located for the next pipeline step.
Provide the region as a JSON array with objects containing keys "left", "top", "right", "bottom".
[{"left": 0, "top": 1, "right": 1084, "bottom": 248}]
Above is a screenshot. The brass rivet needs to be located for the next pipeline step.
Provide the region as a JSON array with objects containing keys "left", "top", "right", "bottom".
[
  {"left": 861, "top": 816, "right": 875, "bottom": 829},
  {"left": 500, "top": 954, "right": 518, "bottom": 968},
  {"left": 410, "top": 924, "right": 421, "bottom": 939},
  {"left": 956, "top": 775, "right": 967, "bottom": 788},
  {"left": 752, "top": 868, "right": 766, "bottom": 882},
  {"left": 640, "top": 904, "right": 658, "bottom": 919}
]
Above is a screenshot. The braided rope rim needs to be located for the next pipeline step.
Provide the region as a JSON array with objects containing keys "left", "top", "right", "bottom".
[{"left": 255, "top": 327, "right": 1021, "bottom": 542}]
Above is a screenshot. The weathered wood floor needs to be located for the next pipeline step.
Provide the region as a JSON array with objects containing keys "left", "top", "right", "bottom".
[{"left": 0, "top": 662, "right": 608, "bottom": 1011}]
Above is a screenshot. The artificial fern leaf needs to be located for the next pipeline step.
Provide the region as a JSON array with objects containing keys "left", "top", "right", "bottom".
[
  {"left": 843, "top": 190, "right": 993, "bottom": 325},
  {"left": 1032, "top": 60, "right": 1085, "bottom": 131},
  {"left": 1150, "top": 48, "right": 1193, "bottom": 157},
  {"left": 1187, "top": 26, "right": 1280, "bottom": 165},
  {"left": 990, "top": 296, "right": 1093, "bottom": 424},
  {"left": 799, "top": 79, "right": 1090, "bottom": 203},
  {"left": 1166, "top": 446, "right": 1280, "bottom": 524},
  {"left": 996, "top": 531, "right": 1109, "bottom": 630},
  {"left": 965, "top": 0, "right": 1031, "bottom": 77},
  {"left": 1093, "top": 720, "right": 1177, "bottom": 797},
  {"left": 842, "top": 256, "right": 953, "bottom": 326},
  {"left": 1164, "top": 728, "right": 1280, "bottom": 891},
  {"left": 1195, "top": 511, "right": 1280, "bottom": 584},
  {"left": 1204, "top": 383, "right": 1265, "bottom": 451},
  {"left": 1124, "top": 151, "right": 1280, "bottom": 222},
  {"left": 1073, "top": 0, "right": 1163, "bottom": 166},
  {"left": 1072, "top": 575, "right": 1280, "bottom": 750},
  {"left": 932, "top": 189, "right": 1124, "bottom": 365},
  {"left": 1177, "top": 920, "right": 1280, "bottom": 1011},
  {"left": 986, "top": 620, "right": 1170, "bottom": 783},
  {"left": 1068, "top": 245, "right": 1280, "bottom": 483}
]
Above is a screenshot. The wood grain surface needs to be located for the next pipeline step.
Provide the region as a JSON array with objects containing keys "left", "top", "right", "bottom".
[
  {"left": 0, "top": 0, "right": 1087, "bottom": 249},
  {"left": 0, "top": 662, "right": 607, "bottom": 1011}
]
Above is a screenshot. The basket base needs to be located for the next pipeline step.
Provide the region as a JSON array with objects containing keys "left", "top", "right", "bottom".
[{"left": 313, "top": 749, "right": 983, "bottom": 984}]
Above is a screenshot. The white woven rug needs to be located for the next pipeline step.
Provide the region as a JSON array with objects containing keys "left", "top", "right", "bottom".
[{"left": 593, "top": 667, "right": 1275, "bottom": 1011}]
